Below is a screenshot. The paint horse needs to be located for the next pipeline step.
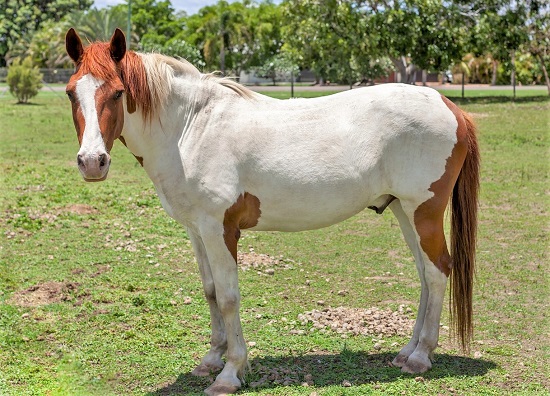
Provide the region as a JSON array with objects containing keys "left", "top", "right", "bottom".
[{"left": 65, "top": 28, "right": 479, "bottom": 395}]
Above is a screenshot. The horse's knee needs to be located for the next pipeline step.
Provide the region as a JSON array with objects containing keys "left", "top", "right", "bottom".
[
  {"left": 203, "top": 279, "right": 216, "bottom": 302},
  {"left": 217, "top": 290, "right": 240, "bottom": 313}
]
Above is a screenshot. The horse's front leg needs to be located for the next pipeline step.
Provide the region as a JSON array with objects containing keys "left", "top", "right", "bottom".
[
  {"left": 188, "top": 230, "right": 227, "bottom": 377},
  {"left": 199, "top": 219, "right": 247, "bottom": 396}
]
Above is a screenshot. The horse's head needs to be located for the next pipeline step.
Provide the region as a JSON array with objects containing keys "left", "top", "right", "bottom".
[{"left": 65, "top": 28, "right": 127, "bottom": 182}]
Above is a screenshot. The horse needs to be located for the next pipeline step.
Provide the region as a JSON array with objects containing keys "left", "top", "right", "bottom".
[{"left": 65, "top": 28, "right": 479, "bottom": 396}]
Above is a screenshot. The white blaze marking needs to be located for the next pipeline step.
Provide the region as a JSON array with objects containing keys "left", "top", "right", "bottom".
[{"left": 76, "top": 74, "right": 106, "bottom": 157}]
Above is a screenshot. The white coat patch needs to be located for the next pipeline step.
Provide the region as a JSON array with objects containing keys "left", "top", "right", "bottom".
[{"left": 76, "top": 74, "right": 106, "bottom": 157}]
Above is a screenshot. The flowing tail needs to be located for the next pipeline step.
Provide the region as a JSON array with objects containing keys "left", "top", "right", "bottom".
[{"left": 450, "top": 111, "right": 480, "bottom": 352}]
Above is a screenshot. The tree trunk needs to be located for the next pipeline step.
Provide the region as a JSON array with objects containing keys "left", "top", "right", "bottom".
[
  {"left": 220, "top": 39, "right": 226, "bottom": 75},
  {"left": 422, "top": 70, "right": 427, "bottom": 86},
  {"left": 390, "top": 56, "right": 407, "bottom": 83},
  {"left": 538, "top": 54, "right": 550, "bottom": 96},
  {"left": 409, "top": 65, "right": 417, "bottom": 85},
  {"left": 491, "top": 59, "right": 498, "bottom": 86},
  {"left": 290, "top": 71, "right": 294, "bottom": 98},
  {"left": 511, "top": 51, "right": 516, "bottom": 100}
]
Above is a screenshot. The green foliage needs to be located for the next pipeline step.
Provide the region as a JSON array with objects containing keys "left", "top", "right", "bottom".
[
  {"left": 140, "top": 35, "right": 206, "bottom": 69},
  {"left": 129, "top": 0, "right": 181, "bottom": 40},
  {"left": 282, "top": 0, "right": 386, "bottom": 83},
  {"left": 64, "top": 6, "right": 131, "bottom": 43},
  {"left": 495, "top": 53, "right": 546, "bottom": 86},
  {"left": 184, "top": 0, "right": 282, "bottom": 75},
  {"left": 1, "top": 0, "right": 547, "bottom": 90},
  {"left": 8, "top": 20, "right": 72, "bottom": 68},
  {"left": 0, "top": 0, "right": 92, "bottom": 66},
  {"left": 7, "top": 57, "right": 43, "bottom": 103},
  {"left": 255, "top": 53, "right": 299, "bottom": 85}
]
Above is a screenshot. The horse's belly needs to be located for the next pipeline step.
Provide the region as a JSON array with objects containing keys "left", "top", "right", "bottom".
[{"left": 248, "top": 184, "right": 378, "bottom": 232}]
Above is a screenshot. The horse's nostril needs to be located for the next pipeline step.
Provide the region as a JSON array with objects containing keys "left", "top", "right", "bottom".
[
  {"left": 98, "top": 154, "right": 107, "bottom": 168},
  {"left": 77, "top": 154, "right": 84, "bottom": 167}
]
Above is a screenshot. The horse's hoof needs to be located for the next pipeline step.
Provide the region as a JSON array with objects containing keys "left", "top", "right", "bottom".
[
  {"left": 204, "top": 381, "right": 240, "bottom": 396},
  {"left": 391, "top": 354, "right": 409, "bottom": 368},
  {"left": 401, "top": 353, "right": 431, "bottom": 374},
  {"left": 192, "top": 362, "right": 224, "bottom": 377}
]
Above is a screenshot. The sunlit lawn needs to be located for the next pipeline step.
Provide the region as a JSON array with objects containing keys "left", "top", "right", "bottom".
[{"left": 0, "top": 88, "right": 548, "bottom": 395}]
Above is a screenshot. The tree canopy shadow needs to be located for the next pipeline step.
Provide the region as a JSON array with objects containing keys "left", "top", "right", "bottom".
[
  {"left": 445, "top": 95, "right": 549, "bottom": 105},
  {"left": 13, "top": 101, "right": 43, "bottom": 106},
  {"left": 149, "top": 351, "right": 497, "bottom": 395}
]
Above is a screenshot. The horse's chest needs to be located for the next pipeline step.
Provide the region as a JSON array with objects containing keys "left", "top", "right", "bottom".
[{"left": 148, "top": 171, "right": 197, "bottom": 227}]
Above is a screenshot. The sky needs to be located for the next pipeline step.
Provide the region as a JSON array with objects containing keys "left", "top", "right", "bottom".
[{"left": 93, "top": 0, "right": 240, "bottom": 16}]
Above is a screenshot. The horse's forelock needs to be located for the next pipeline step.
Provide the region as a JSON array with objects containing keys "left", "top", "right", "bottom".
[
  {"left": 77, "top": 42, "right": 153, "bottom": 121},
  {"left": 78, "top": 42, "right": 119, "bottom": 83}
]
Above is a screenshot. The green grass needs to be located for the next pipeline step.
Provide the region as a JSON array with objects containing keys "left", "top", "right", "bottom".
[
  {"left": 1, "top": 89, "right": 549, "bottom": 395},
  {"left": 259, "top": 87, "right": 548, "bottom": 101}
]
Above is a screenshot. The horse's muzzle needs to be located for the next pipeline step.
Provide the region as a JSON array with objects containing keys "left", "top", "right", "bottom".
[{"left": 77, "top": 151, "right": 111, "bottom": 182}]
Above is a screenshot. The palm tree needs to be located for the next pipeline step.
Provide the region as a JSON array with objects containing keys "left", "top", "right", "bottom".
[{"left": 64, "top": 7, "right": 138, "bottom": 45}]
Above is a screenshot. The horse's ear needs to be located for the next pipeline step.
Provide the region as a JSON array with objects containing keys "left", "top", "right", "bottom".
[
  {"left": 109, "top": 28, "right": 126, "bottom": 63},
  {"left": 66, "top": 28, "right": 83, "bottom": 64}
]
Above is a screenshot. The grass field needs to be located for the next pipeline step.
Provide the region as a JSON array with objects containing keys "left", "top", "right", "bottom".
[{"left": 0, "top": 87, "right": 548, "bottom": 396}]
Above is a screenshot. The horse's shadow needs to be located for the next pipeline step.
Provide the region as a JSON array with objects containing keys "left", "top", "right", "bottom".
[{"left": 149, "top": 351, "right": 497, "bottom": 395}]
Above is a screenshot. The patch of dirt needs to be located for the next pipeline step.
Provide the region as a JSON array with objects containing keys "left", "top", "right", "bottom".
[
  {"left": 63, "top": 204, "right": 98, "bottom": 215},
  {"left": 7, "top": 282, "right": 78, "bottom": 307},
  {"left": 90, "top": 265, "right": 112, "bottom": 278},
  {"left": 238, "top": 248, "right": 296, "bottom": 274},
  {"left": 249, "top": 364, "right": 305, "bottom": 389},
  {"left": 297, "top": 305, "right": 415, "bottom": 338}
]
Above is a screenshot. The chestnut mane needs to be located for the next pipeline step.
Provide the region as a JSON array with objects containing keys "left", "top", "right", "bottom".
[{"left": 78, "top": 43, "right": 256, "bottom": 122}]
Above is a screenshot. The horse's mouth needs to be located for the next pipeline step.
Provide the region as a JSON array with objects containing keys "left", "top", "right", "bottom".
[{"left": 82, "top": 174, "right": 108, "bottom": 182}]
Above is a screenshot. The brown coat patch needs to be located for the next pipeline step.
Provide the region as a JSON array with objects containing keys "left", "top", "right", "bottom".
[
  {"left": 413, "top": 96, "right": 469, "bottom": 276},
  {"left": 223, "top": 193, "right": 261, "bottom": 262},
  {"left": 118, "top": 136, "right": 144, "bottom": 166}
]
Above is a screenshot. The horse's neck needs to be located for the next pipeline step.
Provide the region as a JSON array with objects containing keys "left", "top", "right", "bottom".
[{"left": 119, "top": 75, "right": 237, "bottom": 166}]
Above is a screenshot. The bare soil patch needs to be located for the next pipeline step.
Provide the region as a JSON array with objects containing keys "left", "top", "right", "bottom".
[
  {"left": 62, "top": 204, "right": 98, "bottom": 215},
  {"left": 238, "top": 249, "right": 296, "bottom": 274},
  {"left": 7, "top": 281, "right": 78, "bottom": 307},
  {"left": 298, "top": 305, "right": 415, "bottom": 338}
]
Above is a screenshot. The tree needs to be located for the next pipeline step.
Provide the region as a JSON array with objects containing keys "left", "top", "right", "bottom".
[
  {"left": 183, "top": 1, "right": 282, "bottom": 76},
  {"left": 465, "top": 0, "right": 530, "bottom": 89},
  {"left": 64, "top": 6, "right": 132, "bottom": 43},
  {"left": 6, "top": 20, "right": 70, "bottom": 68},
  {"left": 366, "top": 0, "right": 469, "bottom": 84},
  {"left": 7, "top": 57, "right": 43, "bottom": 103},
  {"left": 231, "top": 1, "right": 283, "bottom": 78},
  {"left": 8, "top": 7, "right": 134, "bottom": 68},
  {"left": 256, "top": 53, "right": 298, "bottom": 85},
  {"left": 0, "top": 0, "right": 92, "bottom": 66},
  {"left": 185, "top": 1, "right": 246, "bottom": 74},
  {"left": 129, "top": 0, "right": 181, "bottom": 41},
  {"left": 140, "top": 36, "right": 206, "bottom": 69},
  {"left": 282, "top": 0, "right": 382, "bottom": 85},
  {"left": 523, "top": 0, "right": 550, "bottom": 94}
]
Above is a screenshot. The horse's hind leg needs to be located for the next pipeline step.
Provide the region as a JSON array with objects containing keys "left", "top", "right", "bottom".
[
  {"left": 390, "top": 199, "right": 449, "bottom": 373},
  {"left": 188, "top": 230, "right": 227, "bottom": 377},
  {"left": 389, "top": 200, "right": 429, "bottom": 367}
]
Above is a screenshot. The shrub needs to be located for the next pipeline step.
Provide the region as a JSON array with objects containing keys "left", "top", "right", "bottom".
[{"left": 7, "top": 57, "right": 43, "bottom": 103}]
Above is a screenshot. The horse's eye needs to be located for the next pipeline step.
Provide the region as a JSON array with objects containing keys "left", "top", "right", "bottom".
[
  {"left": 114, "top": 90, "right": 124, "bottom": 100},
  {"left": 66, "top": 92, "right": 75, "bottom": 102}
]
